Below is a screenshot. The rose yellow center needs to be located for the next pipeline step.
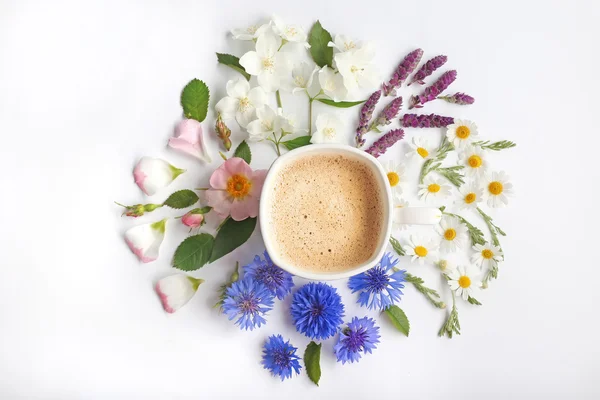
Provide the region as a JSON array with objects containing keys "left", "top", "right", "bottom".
[
  {"left": 417, "top": 147, "right": 429, "bottom": 158},
  {"left": 387, "top": 172, "right": 400, "bottom": 187},
  {"left": 482, "top": 249, "right": 494, "bottom": 259},
  {"left": 465, "top": 193, "right": 477, "bottom": 204},
  {"left": 456, "top": 125, "right": 471, "bottom": 139},
  {"left": 444, "top": 228, "right": 456, "bottom": 241},
  {"left": 488, "top": 181, "right": 504, "bottom": 195},
  {"left": 414, "top": 246, "right": 428, "bottom": 257},
  {"left": 428, "top": 183, "right": 441, "bottom": 193},
  {"left": 468, "top": 155, "right": 482, "bottom": 168},
  {"left": 226, "top": 174, "right": 252, "bottom": 199},
  {"left": 458, "top": 276, "right": 471, "bottom": 288}
]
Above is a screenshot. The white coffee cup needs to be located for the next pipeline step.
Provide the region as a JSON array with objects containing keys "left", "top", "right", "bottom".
[{"left": 259, "top": 144, "right": 441, "bottom": 280}]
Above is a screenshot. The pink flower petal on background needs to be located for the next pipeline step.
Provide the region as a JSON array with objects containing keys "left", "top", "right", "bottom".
[
  {"left": 133, "top": 165, "right": 149, "bottom": 195},
  {"left": 229, "top": 196, "right": 259, "bottom": 221},
  {"left": 223, "top": 157, "right": 253, "bottom": 177},
  {"left": 169, "top": 119, "right": 211, "bottom": 163},
  {"left": 250, "top": 169, "right": 268, "bottom": 197},
  {"left": 209, "top": 164, "right": 230, "bottom": 190},
  {"left": 205, "top": 189, "right": 232, "bottom": 219},
  {"left": 155, "top": 282, "right": 175, "bottom": 313},
  {"left": 125, "top": 238, "right": 156, "bottom": 263}
]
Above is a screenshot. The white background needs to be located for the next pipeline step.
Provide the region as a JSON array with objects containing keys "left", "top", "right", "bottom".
[{"left": 1, "top": 0, "right": 599, "bottom": 399}]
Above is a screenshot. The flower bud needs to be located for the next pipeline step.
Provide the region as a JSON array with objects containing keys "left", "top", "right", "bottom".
[{"left": 181, "top": 211, "right": 205, "bottom": 229}]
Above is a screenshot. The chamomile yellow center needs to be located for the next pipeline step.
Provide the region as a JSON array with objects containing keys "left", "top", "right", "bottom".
[
  {"left": 414, "top": 246, "right": 428, "bottom": 257},
  {"left": 465, "top": 193, "right": 477, "bottom": 204},
  {"left": 428, "top": 183, "right": 441, "bottom": 193},
  {"left": 456, "top": 125, "right": 471, "bottom": 139},
  {"left": 488, "top": 181, "right": 504, "bottom": 195},
  {"left": 458, "top": 276, "right": 471, "bottom": 288},
  {"left": 444, "top": 228, "right": 457, "bottom": 241},
  {"left": 482, "top": 249, "right": 494, "bottom": 259},
  {"left": 226, "top": 174, "right": 252, "bottom": 199},
  {"left": 417, "top": 147, "right": 429, "bottom": 158},
  {"left": 468, "top": 155, "right": 482, "bottom": 168},
  {"left": 387, "top": 172, "right": 400, "bottom": 187}
]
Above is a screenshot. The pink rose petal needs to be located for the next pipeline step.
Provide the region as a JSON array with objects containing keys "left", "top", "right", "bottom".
[
  {"left": 133, "top": 164, "right": 149, "bottom": 195},
  {"left": 209, "top": 164, "right": 230, "bottom": 190},
  {"left": 205, "top": 189, "right": 232, "bottom": 219},
  {"left": 125, "top": 238, "right": 156, "bottom": 263},
  {"left": 229, "top": 196, "right": 259, "bottom": 221},
  {"left": 155, "top": 282, "right": 175, "bottom": 313},
  {"left": 224, "top": 157, "right": 253, "bottom": 177}
]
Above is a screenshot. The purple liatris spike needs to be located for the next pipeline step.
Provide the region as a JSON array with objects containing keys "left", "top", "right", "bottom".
[
  {"left": 370, "top": 97, "right": 402, "bottom": 131},
  {"left": 437, "top": 92, "right": 475, "bottom": 105},
  {"left": 355, "top": 90, "right": 381, "bottom": 147},
  {"left": 401, "top": 114, "right": 454, "bottom": 128},
  {"left": 365, "top": 129, "right": 405, "bottom": 158},
  {"left": 382, "top": 49, "right": 424, "bottom": 96},
  {"left": 409, "top": 70, "right": 457, "bottom": 109},
  {"left": 408, "top": 55, "right": 448, "bottom": 86}
]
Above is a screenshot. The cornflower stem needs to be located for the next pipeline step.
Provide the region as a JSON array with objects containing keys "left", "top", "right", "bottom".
[
  {"left": 404, "top": 273, "right": 446, "bottom": 309},
  {"left": 276, "top": 90, "right": 283, "bottom": 109}
]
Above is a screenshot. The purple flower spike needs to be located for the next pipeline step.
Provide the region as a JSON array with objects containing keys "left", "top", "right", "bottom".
[
  {"left": 365, "top": 129, "right": 405, "bottom": 158},
  {"left": 382, "top": 49, "right": 424, "bottom": 96},
  {"left": 438, "top": 92, "right": 475, "bottom": 105},
  {"left": 409, "top": 70, "right": 457, "bottom": 109},
  {"left": 408, "top": 55, "right": 448, "bottom": 86},
  {"left": 370, "top": 97, "right": 402, "bottom": 131},
  {"left": 402, "top": 114, "right": 454, "bottom": 128},
  {"left": 356, "top": 90, "right": 381, "bottom": 147}
]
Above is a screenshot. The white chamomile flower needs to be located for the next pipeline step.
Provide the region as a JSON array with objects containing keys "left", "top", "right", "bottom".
[
  {"left": 446, "top": 119, "right": 479, "bottom": 148},
  {"left": 215, "top": 79, "right": 267, "bottom": 128},
  {"left": 392, "top": 194, "right": 410, "bottom": 231},
  {"left": 406, "top": 136, "right": 436, "bottom": 161},
  {"left": 271, "top": 15, "right": 309, "bottom": 47},
  {"left": 246, "top": 105, "right": 282, "bottom": 142},
  {"left": 436, "top": 216, "right": 469, "bottom": 253},
  {"left": 483, "top": 171, "right": 514, "bottom": 208},
  {"left": 239, "top": 31, "right": 291, "bottom": 92},
  {"left": 287, "top": 62, "right": 319, "bottom": 95},
  {"left": 436, "top": 259, "right": 455, "bottom": 274},
  {"left": 231, "top": 21, "right": 271, "bottom": 40},
  {"left": 384, "top": 161, "right": 405, "bottom": 195},
  {"left": 318, "top": 66, "right": 348, "bottom": 101},
  {"left": 456, "top": 183, "right": 484, "bottom": 210},
  {"left": 471, "top": 243, "right": 503, "bottom": 270},
  {"left": 458, "top": 145, "right": 488, "bottom": 179},
  {"left": 418, "top": 176, "right": 452, "bottom": 203},
  {"left": 328, "top": 34, "right": 362, "bottom": 53},
  {"left": 447, "top": 265, "right": 481, "bottom": 300},
  {"left": 334, "top": 42, "right": 379, "bottom": 93},
  {"left": 405, "top": 235, "right": 439, "bottom": 265},
  {"left": 310, "top": 113, "right": 344, "bottom": 144}
]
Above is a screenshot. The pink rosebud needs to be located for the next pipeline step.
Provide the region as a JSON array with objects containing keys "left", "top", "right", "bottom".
[
  {"left": 169, "top": 119, "right": 212, "bottom": 163},
  {"left": 155, "top": 274, "right": 204, "bottom": 313},
  {"left": 134, "top": 157, "right": 185, "bottom": 196},
  {"left": 205, "top": 157, "right": 267, "bottom": 221},
  {"left": 180, "top": 206, "right": 211, "bottom": 229},
  {"left": 124, "top": 219, "right": 167, "bottom": 263}
]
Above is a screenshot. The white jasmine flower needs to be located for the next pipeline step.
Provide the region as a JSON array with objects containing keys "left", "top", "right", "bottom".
[
  {"left": 246, "top": 105, "right": 283, "bottom": 142},
  {"left": 405, "top": 235, "right": 439, "bottom": 265},
  {"left": 436, "top": 216, "right": 469, "bottom": 253},
  {"left": 392, "top": 194, "right": 410, "bottom": 231},
  {"left": 418, "top": 176, "right": 452, "bottom": 203},
  {"left": 215, "top": 78, "right": 267, "bottom": 128},
  {"left": 334, "top": 43, "right": 379, "bottom": 93},
  {"left": 471, "top": 243, "right": 504, "bottom": 270},
  {"left": 271, "top": 15, "right": 309, "bottom": 47},
  {"left": 328, "top": 34, "right": 362, "bottom": 52},
  {"left": 384, "top": 161, "right": 405, "bottom": 195},
  {"left": 231, "top": 21, "right": 271, "bottom": 40},
  {"left": 458, "top": 145, "right": 488, "bottom": 179},
  {"left": 318, "top": 66, "right": 348, "bottom": 102},
  {"left": 277, "top": 108, "right": 306, "bottom": 135},
  {"left": 447, "top": 265, "right": 481, "bottom": 300},
  {"left": 446, "top": 119, "right": 479, "bottom": 148},
  {"left": 456, "top": 183, "right": 484, "bottom": 210},
  {"left": 310, "top": 113, "right": 344, "bottom": 144},
  {"left": 289, "top": 62, "right": 319, "bottom": 95},
  {"left": 406, "top": 136, "right": 436, "bottom": 161},
  {"left": 483, "top": 171, "right": 514, "bottom": 208},
  {"left": 133, "top": 157, "right": 185, "bottom": 196},
  {"left": 155, "top": 274, "right": 204, "bottom": 313},
  {"left": 239, "top": 31, "right": 291, "bottom": 92},
  {"left": 124, "top": 219, "right": 167, "bottom": 263}
]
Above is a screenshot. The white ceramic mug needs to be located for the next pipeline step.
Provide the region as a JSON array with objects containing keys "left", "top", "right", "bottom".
[{"left": 259, "top": 144, "right": 441, "bottom": 280}]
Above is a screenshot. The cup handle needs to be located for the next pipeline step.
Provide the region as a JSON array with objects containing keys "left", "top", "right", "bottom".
[{"left": 393, "top": 207, "right": 442, "bottom": 225}]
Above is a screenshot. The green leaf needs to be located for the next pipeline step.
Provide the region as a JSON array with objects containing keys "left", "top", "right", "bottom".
[
  {"left": 384, "top": 305, "right": 410, "bottom": 336},
  {"left": 308, "top": 21, "right": 333, "bottom": 68},
  {"left": 173, "top": 233, "right": 215, "bottom": 271},
  {"left": 316, "top": 98, "right": 366, "bottom": 108},
  {"left": 210, "top": 217, "right": 257, "bottom": 262},
  {"left": 216, "top": 53, "right": 251, "bottom": 81},
  {"left": 304, "top": 342, "right": 321, "bottom": 386},
  {"left": 181, "top": 79, "right": 210, "bottom": 122},
  {"left": 233, "top": 140, "right": 252, "bottom": 164},
  {"left": 467, "top": 297, "right": 482, "bottom": 306},
  {"left": 162, "top": 190, "right": 199, "bottom": 209},
  {"left": 282, "top": 136, "right": 312, "bottom": 150},
  {"left": 389, "top": 236, "right": 405, "bottom": 256}
]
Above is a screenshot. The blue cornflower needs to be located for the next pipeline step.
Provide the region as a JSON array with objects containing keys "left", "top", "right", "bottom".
[
  {"left": 243, "top": 251, "right": 294, "bottom": 300},
  {"left": 334, "top": 316, "right": 380, "bottom": 364},
  {"left": 222, "top": 277, "right": 274, "bottom": 331},
  {"left": 261, "top": 335, "right": 302, "bottom": 381},
  {"left": 348, "top": 252, "right": 406, "bottom": 311},
  {"left": 290, "top": 282, "right": 345, "bottom": 340}
]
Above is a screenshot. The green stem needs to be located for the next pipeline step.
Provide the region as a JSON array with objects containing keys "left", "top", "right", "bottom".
[
  {"left": 272, "top": 133, "right": 281, "bottom": 156},
  {"left": 276, "top": 90, "right": 283, "bottom": 109},
  {"left": 308, "top": 98, "right": 314, "bottom": 135},
  {"left": 217, "top": 216, "right": 230, "bottom": 231},
  {"left": 404, "top": 273, "right": 446, "bottom": 309},
  {"left": 114, "top": 201, "right": 126, "bottom": 208},
  {"left": 476, "top": 207, "right": 504, "bottom": 249},
  {"left": 419, "top": 159, "right": 434, "bottom": 184},
  {"left": 195, "top": 187, "right": 209, "bottom": 191},
  {"left": 438, "top": 292, "right": 461, "bottom": 338},
  {"left": 219, "top": 151, "right": 228, "bottom": 161}
]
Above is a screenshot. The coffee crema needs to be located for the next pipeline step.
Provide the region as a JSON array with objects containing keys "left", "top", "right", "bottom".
[{"left": 269, "top": 154, "right": 384, "bottom": 273}]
